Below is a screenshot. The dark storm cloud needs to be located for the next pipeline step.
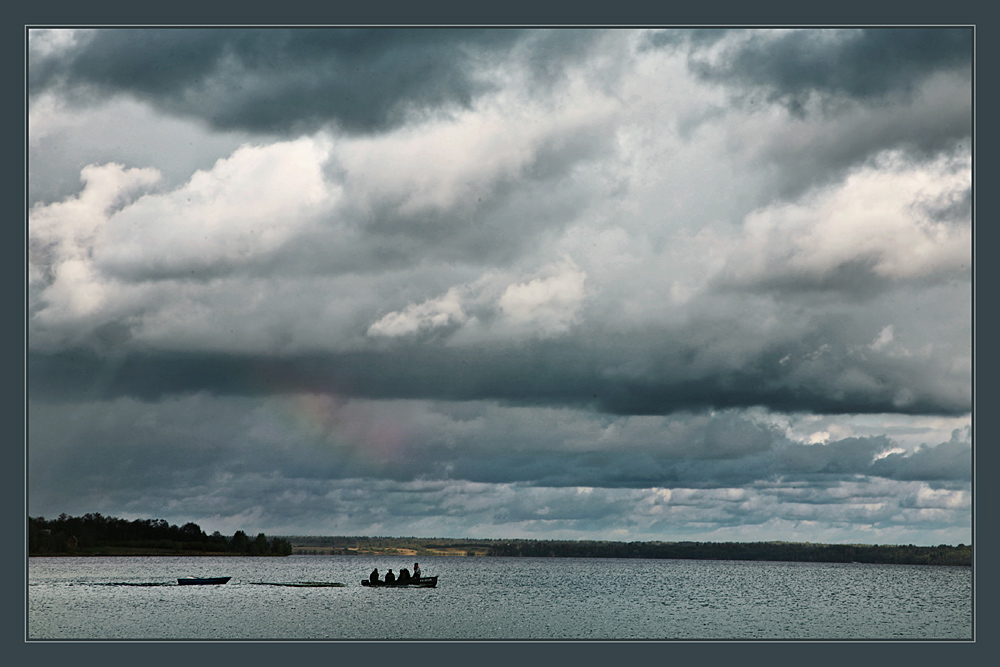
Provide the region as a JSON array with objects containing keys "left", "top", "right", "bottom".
[
  {"left": 870, "top": 432, "right": 971, "bottom": 482},
  {"left": 446, "top": 450, "right": 776, "bottom": 489},
  {"left": 29, "top": 28, "right": 597, "bottom": 135},
  {"left": 643, "top": 28, "right": 729, "bottom": 50},
  {"left": 774, "top": 436, "right": 889, "bottom": 476},
  {"left": 27, "top": 325, "right": 970, "bottom": 417},
  {"left": 648, "top": 28, "right": 972, "bottom": 201},
  {"left": 711, "top": 253, "right": 887, "bottom": 303},
  {"left": 28, "top": 392, "right": 968, "bottom": 514},
  {"left": 655, "top": 28, "right": 972, "bottom": 109}
]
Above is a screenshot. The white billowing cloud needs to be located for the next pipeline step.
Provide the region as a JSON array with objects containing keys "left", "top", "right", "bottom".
[
  {"left": 30, "top": 162, "right": 162, "bottom": 269},
  {"left": 873, "top": 447, "right": 906, "bottom": 461},
  {"left": 95, "top": 137, "right": 334, "bottom": 276},
  {"left": 910, "top": 486, "right": 969, "bottom": 510},
  {"left": 722, "top": 149, "right": 971, "bottom": 288},
  {"left": 367, "top": 259, "right": 588, "bottom": 341},
  {"left": 870, "top": 325, "right": 894, "bottom": 351},
  {"left": 497, "top": 259, "right": 588, "bottom": 336},
  {"left": 28, "top": 137, "right": 343, "bottom": 351},
  {"left": 367, "top": 286, "right": 470, "bottom": 338},
  {"left": 29, "top": 138, "right": 334, "bottom": 287},
  {"left": 29, "top": 162, "right": 161, "bottom": 321}
]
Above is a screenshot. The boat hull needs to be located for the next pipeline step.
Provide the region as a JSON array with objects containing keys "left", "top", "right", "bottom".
[
  {"left": 361, "top": 575, "right": 437, "bottom": 588},
  {"left": 177, "top": 576, "right": 231, "bottom": 585}
]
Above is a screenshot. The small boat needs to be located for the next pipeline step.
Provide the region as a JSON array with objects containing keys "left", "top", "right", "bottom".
[
  {"left": 361, "top": 575, "right": 437, "bottom": 588},
  {"left": 177, "top": 576, "right": 231, "bottom": 585}
]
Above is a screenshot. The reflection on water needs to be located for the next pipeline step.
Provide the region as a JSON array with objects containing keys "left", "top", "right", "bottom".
[
  {"left": 90, "top": 582, "right": 175, "bottom": 587},
  {"left": 90, "top": 581, "right": 346, "bottom": 587},
  {"left": 255, "top": 582, "right": 346, "bottom": 587},
  {"left": 27, "top": 555, "right": 972, "bottom": 640}
]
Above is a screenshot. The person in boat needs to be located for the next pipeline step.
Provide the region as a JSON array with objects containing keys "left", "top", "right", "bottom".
[
  {"left": 369, "top": 568, "right": 379, "bottom": 584},
  {"left": 397, "top": 567, "right": 411, "bottom": 584},
  {"left": 384, "top": 569, "right": 396, "bottom": 584},
  {"left": 413, "top": 563, "right": 421, "bottom": 581}
]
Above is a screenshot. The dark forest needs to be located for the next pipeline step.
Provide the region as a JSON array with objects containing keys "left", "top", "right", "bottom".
[{"left": 28, "top": 514, "right": 293, "bottom": 556}]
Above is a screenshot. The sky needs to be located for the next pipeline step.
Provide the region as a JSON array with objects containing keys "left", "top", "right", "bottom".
[{"left": 26, "top": 27, "right": 973, "bottom": 546}]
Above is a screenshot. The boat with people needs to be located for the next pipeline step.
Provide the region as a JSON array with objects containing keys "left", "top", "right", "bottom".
[
  {"left": 361, "top": 575, "right": 437, "bottom": 588},
  {"left": 177, "top": 576, "right": 231, "bottom": 585},
  {"left": 362, "top": 564, "right": 435, "bottom": 587}
]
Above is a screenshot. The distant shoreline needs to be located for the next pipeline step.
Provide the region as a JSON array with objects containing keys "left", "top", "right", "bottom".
[
  {"left": 278, "top": 536, "right": 974, "bottom": 566},
  {"left": 28, "top": 514, "right": 971, "bottom": 566},
  {"left": 29, "top": 546, "right": 972, "bottom": 567}
]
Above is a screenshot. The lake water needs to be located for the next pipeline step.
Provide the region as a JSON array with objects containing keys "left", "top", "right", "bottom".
[{"left": 26, "top": 555, "right": 972, "bottom": 641}]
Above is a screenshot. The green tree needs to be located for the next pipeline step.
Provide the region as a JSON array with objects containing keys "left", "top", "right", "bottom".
[
  {"left": 181, "top": 522, "right": 206, "bottom": 542},
  {"left": 251, "top": 533, "right": 269, "bottom": 555},
  {"left": 230, "top": 530, "right": 250, "bottom": 552}
]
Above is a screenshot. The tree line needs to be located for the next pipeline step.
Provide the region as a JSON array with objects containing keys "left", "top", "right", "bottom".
[
  {"left": 483, "top": 539, "right": 971, "bottom": 566},
  {"left": 28, "top": 513, "right": 292, "bottom": 556},
  {"left": 284, "top": 535, "right": 970, "bottom": 566}
]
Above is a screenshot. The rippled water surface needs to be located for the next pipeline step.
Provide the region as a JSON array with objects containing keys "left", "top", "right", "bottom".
[{"left": 27, "top": 556, "right": 972, "bottom": 640}]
